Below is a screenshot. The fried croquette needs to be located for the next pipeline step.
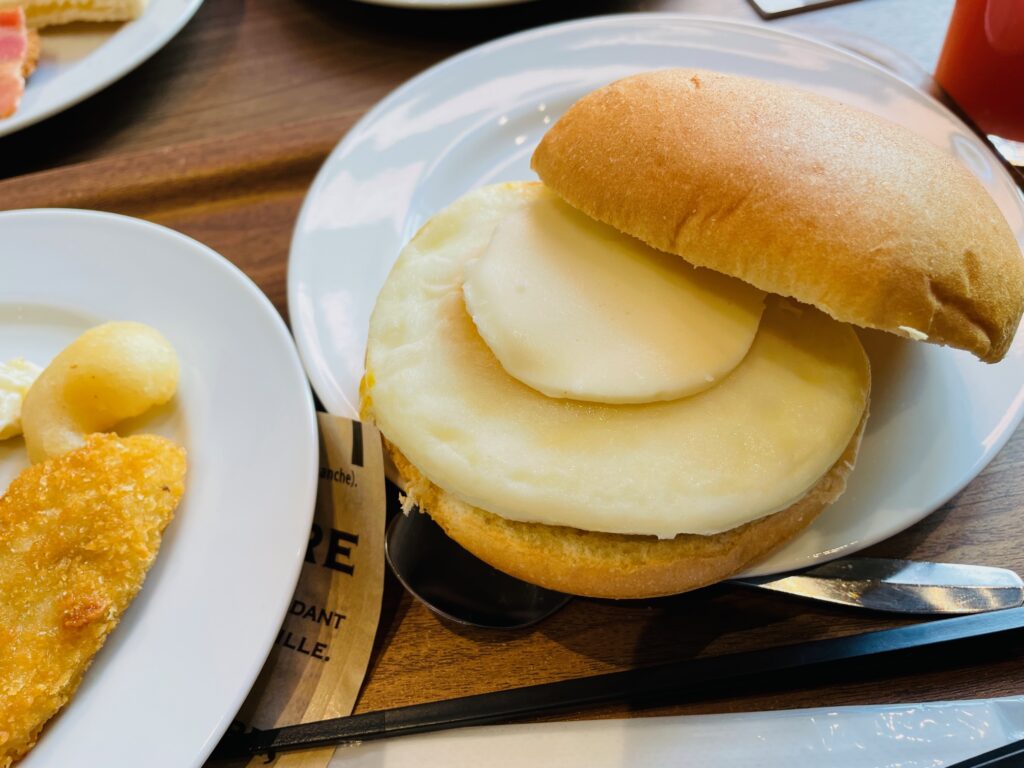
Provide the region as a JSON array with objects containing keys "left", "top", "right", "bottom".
[{"left": 0, "top": 433, "right": 186, "bottom": 766}]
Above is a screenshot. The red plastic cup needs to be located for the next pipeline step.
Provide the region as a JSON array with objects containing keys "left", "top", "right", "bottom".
[{"left": 935, "top": 0, "right": 1024, "bottom": 163}]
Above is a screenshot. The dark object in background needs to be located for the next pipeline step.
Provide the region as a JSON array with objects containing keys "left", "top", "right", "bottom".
[{"left": 747, "top": 0, "right": 861, "bottom": 20}]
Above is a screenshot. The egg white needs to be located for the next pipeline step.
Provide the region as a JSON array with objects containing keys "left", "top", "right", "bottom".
[{"left": 364, "top": 182, "right": 870, "bottom": 538}]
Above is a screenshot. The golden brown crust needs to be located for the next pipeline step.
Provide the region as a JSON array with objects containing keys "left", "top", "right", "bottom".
[
  {"left": 0, "top": 433, "right": 186, "bottom": 766},
  {"left": 22, "top": 29, "right": 38, "bottom": 79},
  {"left": 8, "top": 0, "right": 148, "bottom": 28},
  {"left": 385, "top": 409, "right": 867, "bottom": 600},
  {"left": 532, "top": 69, "right": 1024, "bottom": 363}
]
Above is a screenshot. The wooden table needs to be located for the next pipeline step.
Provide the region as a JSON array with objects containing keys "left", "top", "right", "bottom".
[{"left": 3, "top": 0, "right": 1024, "bottom": 746}]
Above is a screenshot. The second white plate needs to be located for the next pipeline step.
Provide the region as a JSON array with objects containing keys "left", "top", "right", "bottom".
[
  {"left": 2, "top": 209, "right": 317, "bottom": 767},
  {"left": 0, "top": 0, "right": 202, "bottom": 138},
  {"left": 288, "top": 14, "right": 1024, "bottom": 575}
]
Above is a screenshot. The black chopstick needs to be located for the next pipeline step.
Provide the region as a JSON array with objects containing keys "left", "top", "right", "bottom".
[
  {"left": 947, "top": 737, "right": 1024, "bottom": 768},
  {"left": 211, "top": 606, "right": 1024, "bottom": 760}
]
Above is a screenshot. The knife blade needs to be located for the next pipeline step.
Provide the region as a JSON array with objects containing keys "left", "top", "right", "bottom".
[{"left": 732, "top": 558, "right": 1024, "bottom": 614}]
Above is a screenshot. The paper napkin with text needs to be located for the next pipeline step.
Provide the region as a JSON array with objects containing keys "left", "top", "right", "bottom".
[{"left": 213, "top": 414, "right": 386, "bottom": 768}]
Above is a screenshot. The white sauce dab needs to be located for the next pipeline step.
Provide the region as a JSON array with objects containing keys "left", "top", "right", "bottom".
[{"left": 899, "top": 325, "right": 929, "bottom": 341}]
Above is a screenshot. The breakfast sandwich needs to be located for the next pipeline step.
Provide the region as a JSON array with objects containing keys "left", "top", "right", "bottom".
[{"left": 361, "top": 69, "right": 1024, "bottom": 599}]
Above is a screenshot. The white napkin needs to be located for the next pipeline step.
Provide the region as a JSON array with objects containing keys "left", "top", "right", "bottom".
[{"left": 330, "top": 697, "right": 1024, "bottom": 767}]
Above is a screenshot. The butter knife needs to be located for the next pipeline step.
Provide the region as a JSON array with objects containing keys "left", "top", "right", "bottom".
[{"left": 733, "top": 558, "right": 1024, "bottom": 614}]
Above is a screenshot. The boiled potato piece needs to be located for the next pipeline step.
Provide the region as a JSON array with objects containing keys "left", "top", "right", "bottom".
[{"left": 21, "top": 322, "right": 179, "bottom": 463}]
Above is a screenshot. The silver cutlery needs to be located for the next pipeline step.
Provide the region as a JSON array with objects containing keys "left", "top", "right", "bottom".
[{"left": 386, "top": 510, "right": 1024, "bottom": 628}]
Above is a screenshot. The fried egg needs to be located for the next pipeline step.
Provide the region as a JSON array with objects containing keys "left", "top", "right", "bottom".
[{"left": 364, "top": 182, "right": 870, "bottom": 538}]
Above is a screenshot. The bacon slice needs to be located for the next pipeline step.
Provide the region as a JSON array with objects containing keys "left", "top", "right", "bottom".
[{"left": 0, "top": 7, "right": 29, "bottom": 119}]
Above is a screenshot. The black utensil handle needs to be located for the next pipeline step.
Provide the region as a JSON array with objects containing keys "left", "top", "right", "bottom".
[
  {"left": 212, "top": 607, "right": 1024, "bottom": 760},
  {"left": 946, "top": 737, "right": 1024, "bottom": 768}
]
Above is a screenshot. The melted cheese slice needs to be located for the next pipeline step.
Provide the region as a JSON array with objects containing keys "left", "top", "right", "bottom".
[
  {"left": 463, "top": 196, "right": 766, "bottom": 403},
  {"left": 365, "top": 183, "right": 870, "bottom": 538}
]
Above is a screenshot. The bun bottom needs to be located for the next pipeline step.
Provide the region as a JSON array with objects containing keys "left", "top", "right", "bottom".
[{"left": 387, "top": 408, "right": 867, "bottom": 600}]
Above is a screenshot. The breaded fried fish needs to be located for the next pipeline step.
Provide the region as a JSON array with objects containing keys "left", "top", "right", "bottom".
[{"left": 0, "top": 433, "right": 186, "bottom": 766}]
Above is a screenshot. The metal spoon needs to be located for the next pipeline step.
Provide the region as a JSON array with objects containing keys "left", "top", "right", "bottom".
[
  {"left": 385, "top": 509, "right": 572, "bottom": 629},
  {"left": 385, "top": 510, "right": 1024, "bottom": 629}
]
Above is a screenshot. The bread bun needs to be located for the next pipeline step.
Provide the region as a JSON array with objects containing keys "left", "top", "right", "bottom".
[
  {"left": 532, "top": 69, "right": 1024, "bottom": 362},
  {"left": 386, "top": 410, "right": 866, "bottom": 599}
]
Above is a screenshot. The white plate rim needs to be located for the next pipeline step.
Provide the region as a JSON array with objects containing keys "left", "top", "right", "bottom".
[
  {"left": 287, "top": 12, "right": 1024, "bottom": 575},
  {"left": 1, "top": 207, "right": 318, "bottom": 767},
  {"left": 0, "top": 0, "right": 204, "bottom": 138}
]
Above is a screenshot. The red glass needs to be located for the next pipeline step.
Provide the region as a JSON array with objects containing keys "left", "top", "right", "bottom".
[{"left": 935, "top": 0, "right": 1024, "bottom": 142}]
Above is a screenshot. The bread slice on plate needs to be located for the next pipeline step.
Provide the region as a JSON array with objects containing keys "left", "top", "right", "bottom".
[{"left": 0, "top": 0, "right": 147, "bottom": 28}]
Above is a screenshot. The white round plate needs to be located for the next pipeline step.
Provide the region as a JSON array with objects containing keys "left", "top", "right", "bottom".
[
  {"left": 1, "top": 210, "right": 317, "bottom": 767},
  {"left": 289, "top": 14, "right": 1024, "bottom": 576},
  {"left": 0, "top": 0, "right": 202, "bottom": 138}
]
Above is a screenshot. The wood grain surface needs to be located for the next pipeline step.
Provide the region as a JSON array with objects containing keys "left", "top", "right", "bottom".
[{"left": 2, "top": 0, "right": 1024, "bottom": 740}]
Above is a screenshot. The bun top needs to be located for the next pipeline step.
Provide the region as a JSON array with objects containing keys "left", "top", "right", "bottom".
[{"left": 531, "top": 68, "right": 1024, "bottom": 362}]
